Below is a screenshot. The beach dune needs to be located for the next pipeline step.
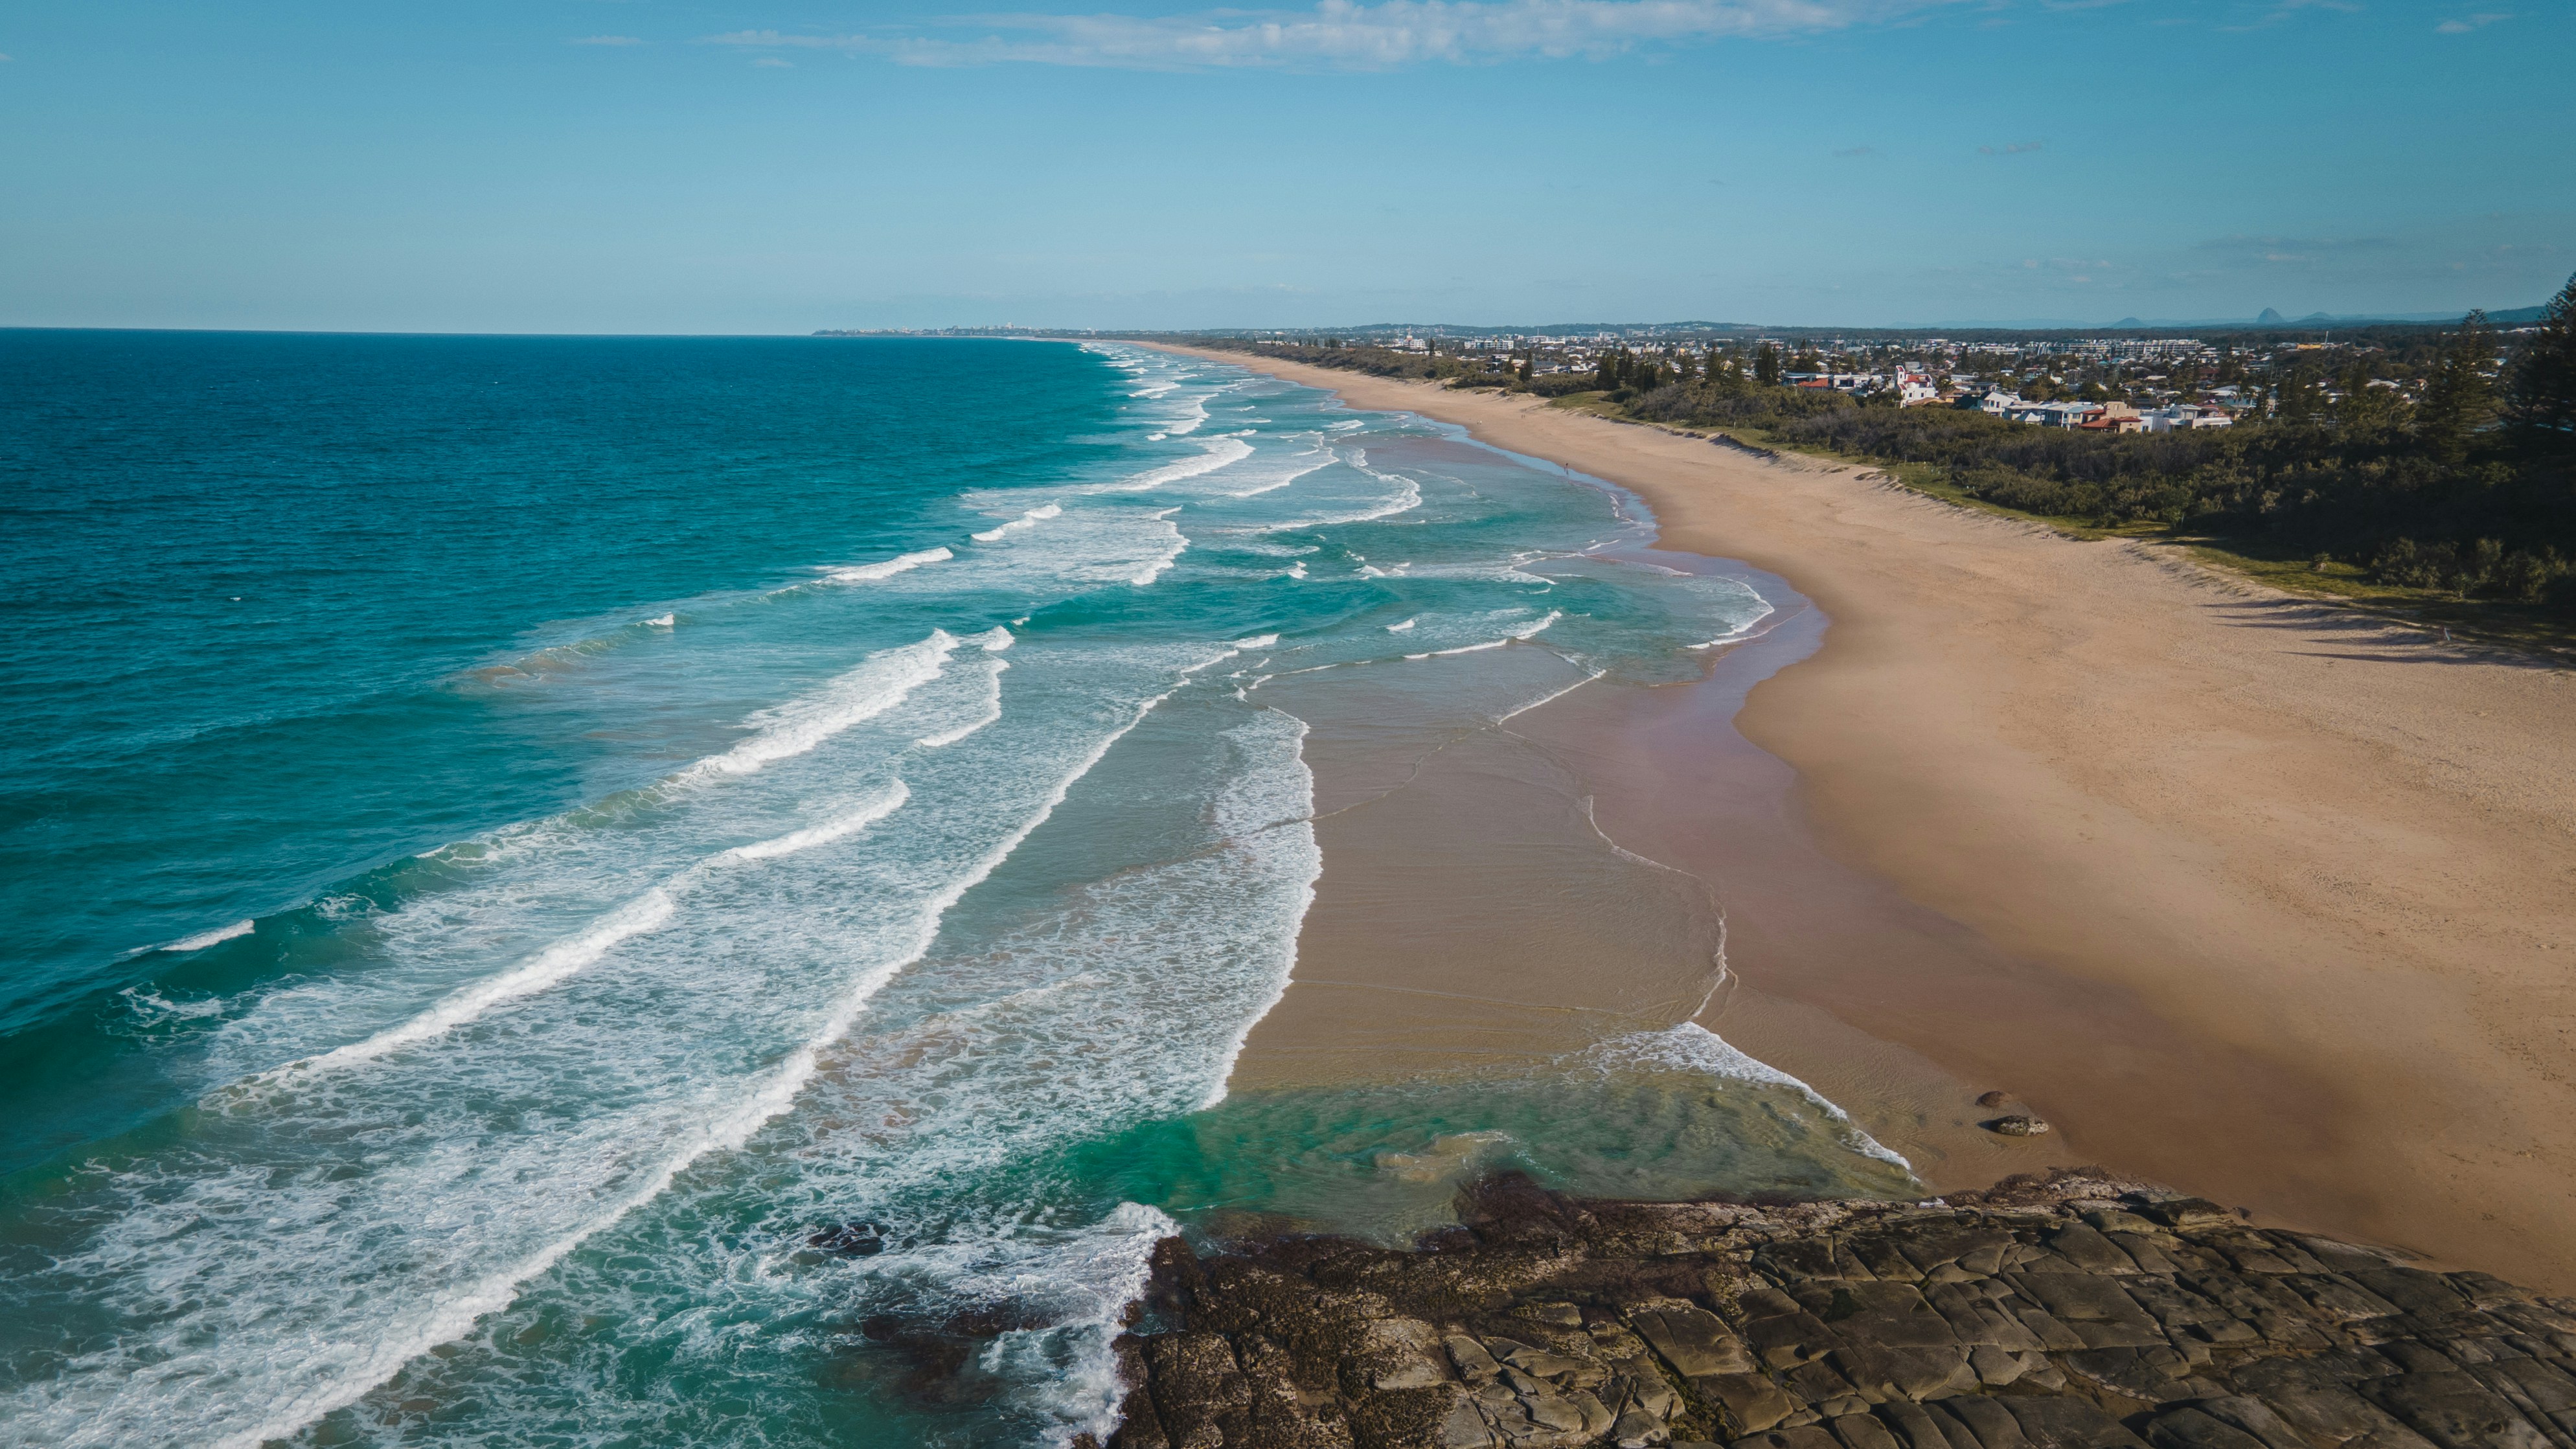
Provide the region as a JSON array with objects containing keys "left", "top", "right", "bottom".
[{"left": 1167, "top": 347, "right": 2576, "bottom": 1292}]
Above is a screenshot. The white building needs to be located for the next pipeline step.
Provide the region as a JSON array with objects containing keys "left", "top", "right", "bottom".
[{"left": 2139, "top": 404, "right": 2235, "bottom": 433}]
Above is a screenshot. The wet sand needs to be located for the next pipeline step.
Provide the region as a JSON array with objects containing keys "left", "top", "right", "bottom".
[{"left": 1168, "top": 347, "right": 2576, "bottom": 1292}]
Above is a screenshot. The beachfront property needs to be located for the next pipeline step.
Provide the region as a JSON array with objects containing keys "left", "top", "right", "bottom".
[{"left": 1218, "top": 318, "right": 2495, "bottom": 435}]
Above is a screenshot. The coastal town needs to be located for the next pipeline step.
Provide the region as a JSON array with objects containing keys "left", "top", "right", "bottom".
[{"left": 1224, "top": 324, "right": 2513, "bottom": 433}]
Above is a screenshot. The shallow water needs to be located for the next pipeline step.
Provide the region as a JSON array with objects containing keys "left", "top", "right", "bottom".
[{"left": 0, "top": 332, "right": 1909, "bottom": 1448}]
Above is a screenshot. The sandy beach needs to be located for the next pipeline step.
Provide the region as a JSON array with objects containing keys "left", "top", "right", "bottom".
[{"left": 1162, "top": 345, "right": 2576, "bottom": 1292}]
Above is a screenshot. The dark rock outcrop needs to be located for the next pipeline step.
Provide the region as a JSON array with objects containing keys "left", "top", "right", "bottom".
[{"left": 1100, "top": 1170, "right": 2576, "bottom": 1449}]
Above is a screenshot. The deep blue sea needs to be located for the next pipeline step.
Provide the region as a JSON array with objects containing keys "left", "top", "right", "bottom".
[{"left": 0, "top": 332, "right": 1905, "bottom": 1448}]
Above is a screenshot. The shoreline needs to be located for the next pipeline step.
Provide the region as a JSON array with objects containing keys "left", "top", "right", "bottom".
[{"left": 1154, "top": 345, "right": 2576, "bottom": 1292}]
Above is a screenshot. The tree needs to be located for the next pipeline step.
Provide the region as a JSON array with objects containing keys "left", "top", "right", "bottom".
[
  {"left": 2336, "top": 358, "right": 2399, "bottom": 433},
  {"left": 2509, "top": 271, "right": 2576, "bottom": 443},
  {"left": 2277, "top": 367, "right": 2322, "bottom": 426},
  {"left": 2415, "top": 312, "right": 2496, "bottom": 465},
  {"left": 1753, "top": 343, "right": 1782, "bottom": 386}
]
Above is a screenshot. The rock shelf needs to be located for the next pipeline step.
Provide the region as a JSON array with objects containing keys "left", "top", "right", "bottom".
[{"left": 1097, "top": 1170, "right": 2576, "bottom": 1449}]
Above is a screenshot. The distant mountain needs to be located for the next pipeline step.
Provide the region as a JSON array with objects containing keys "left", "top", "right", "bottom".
[{"left": 2256, "top": 308, "right": 2288, "bottom": 325}]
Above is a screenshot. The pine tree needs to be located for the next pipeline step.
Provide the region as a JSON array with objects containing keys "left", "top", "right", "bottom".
[
  {"left": 1754, "top": 343, "right": 1782, "bottom": 386},
  {"left": 2509, "top": 271, "right": 2576, "bottom": 442},
  {"left": 2274, "top": 369, "right": 2314, "bottom": 426},
  {"left": 2416, "top": 312, "right": 2497, "bottom": 465},
  {"left": 2335, "top": 358, "right": 2396, "bottom": 433}
]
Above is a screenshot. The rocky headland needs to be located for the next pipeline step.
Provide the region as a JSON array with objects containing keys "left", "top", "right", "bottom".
[{"left": 1097, "top": 1170, "right": 2576, "bottom": 1449}]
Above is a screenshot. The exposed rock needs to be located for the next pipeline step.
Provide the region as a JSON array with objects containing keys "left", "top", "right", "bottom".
[
  {"left": 1977, "top": 1093, "right": 2018, "bottom": 1110},
  {"left": 1986, "top": 1117, "right": 2053, "bottom": 1138},
  {"left": 1100, "top": 1169, "right": 2576, "bottom": 1449}
]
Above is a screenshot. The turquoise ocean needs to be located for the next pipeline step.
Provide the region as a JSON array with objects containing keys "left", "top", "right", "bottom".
[{"left": 0, "top": 333, "right": 1908, "bottom": 1448}]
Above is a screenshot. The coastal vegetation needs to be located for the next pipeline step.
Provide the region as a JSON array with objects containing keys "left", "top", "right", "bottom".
[{"left": 1203, "top": 275, "right": 2576, "bottom": 636}]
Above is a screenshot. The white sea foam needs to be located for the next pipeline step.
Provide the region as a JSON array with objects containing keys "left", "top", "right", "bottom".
[
  {"left": 1213, "top": 445, "right": 1332, "bottom": 498},
  {"left": 716, "top": 783, "right": 911, "bottom": 862},
  {"left": 1089, "top": 437, "right": 1252, "bottom": 493},
  {"left": 1494, "top": 664, "right": 1606, "bottom": 725},
  {"left": 1261, "top": 462, "right": 1421, "bottom": 530},
  {"left": 643, "top": 613, "right": 675, "bottom": 628},
  {"left": 970, "top": 503, "right": 1062, "bottom": 542},
  {"left": 1191, "top": 709, "right": 1319, "bottom": 1110},
  {"left": 1387, "top": 618, "right": 1417, "bottom": 632},
  {"left": 1124, "top": 508, "right": 1187, "bottom": 586},
  {"left": 1587, "top": 1023, "right": 1913, "bottom": 1170},
  {"left": 160, "top": 918, "right": 255, "bottom": 952},
  {"left": 120, "top": 987, "right": 233, "bottom": 1021},
  {"left": 824, "top": 547, "right": 953, "bottom": 584},
  {"left": 1417, "top": 609, "right": 1564, "bottom": 658},
  {"left": 915, "top": 657, "right": 1008, "bottom": 748},
  {"left": 683, "top": 630, "right": 956, "bottom": 781},
  {"left": 15, "top": 659, "right": 1203, "bottom": 1449},
  {"left": 296, "top": 888, "right": 680, "bottom": 1072}
]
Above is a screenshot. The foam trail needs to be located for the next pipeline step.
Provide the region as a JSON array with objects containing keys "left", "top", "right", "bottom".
[
  {"left": 203, "top": 680, "right": 1192, "bottom": 1449},
  {"left": 825, "top": 547, "right": 952, "bottom": 584},
  {"left": 1219, "top": 447, "right": 1332, "bottom": 498},
  {"left": 299, "top": 889, "right": 679, "bottom": 1071},
  {"left": 643, "top": 613, "right": 675, "bottom": 628},
  {"left": 1089, "top": 437, "right": 1252, "bottom": 493},
  {"left": 1494, "top": 665, "right": 1606, "bottom": 725},
  {"left": 1190, "top": 709, "right": 1319, "bottom": 1111},
  {"left": 683, "top": 630, "right": 956, "bottom": 781},
  {"left": 916, "top": 659, "right": 1007, "bottom": 748},
  {"left": 1419, "top": 610, "right": 1566, "bottom": 659},
  {"left": 1589, "top": 1023, "right": 1915, "bottom": 1171},
  {"left": 1387, "top": 618, "right": 1417, "bottom": 632},
  {"left": 1689, "top": 593, "right": 1779, "bottom": 648},
  {"left": 160, "top": 919, "right": 254, "bottom": 953},
  {"left": 1128, "top": 509, "right": 1187, "bottom": 586},
  {"left": 716, "top": 782, "right": 911, "bottom": 862},
  {"left": 1260, "top": 462, "right": 1421, "bottom": 529},
  {"left": 971, "top": 503, "right": 1061, "bottom": 542}
]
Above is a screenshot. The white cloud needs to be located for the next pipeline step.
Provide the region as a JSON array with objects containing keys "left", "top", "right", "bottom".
[
  {"left": 703, "top": 0, "right": 1952, "bottom": 71},
  {"left": 2434, "top": 12, "right": 2510, "bottom": 31},
  {"left": 571, "top": 34, "right": 646, "bottom": 47}
]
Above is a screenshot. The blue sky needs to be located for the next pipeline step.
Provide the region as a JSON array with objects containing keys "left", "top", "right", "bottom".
[{"left": 0, "top": 0, "right": 2566, "bottom": 332}]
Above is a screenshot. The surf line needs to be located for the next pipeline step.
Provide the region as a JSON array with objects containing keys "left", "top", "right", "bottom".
[
  {"left": 214, "top": 677, "right": 1192, "bottom": 1449},
  {"left": 264, "top": 782, "right": 914, "bottom": 1079}
]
